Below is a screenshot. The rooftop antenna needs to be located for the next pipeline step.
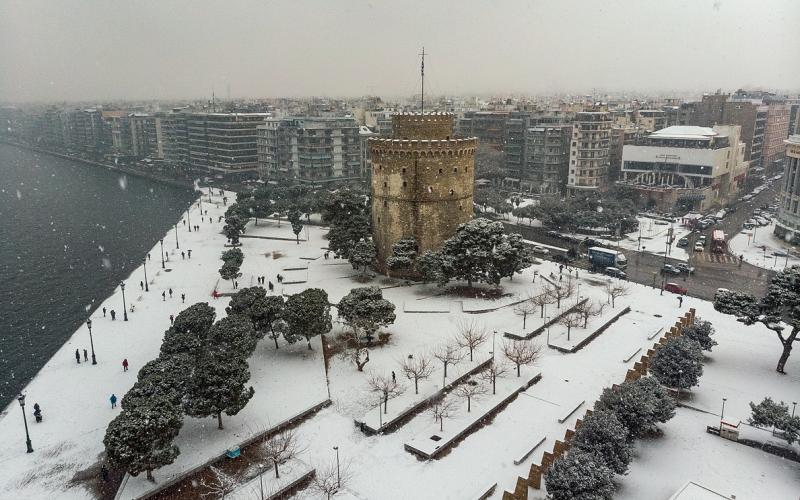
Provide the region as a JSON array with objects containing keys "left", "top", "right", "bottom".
[
  {"left": 212, "top": 88, "right": 216, "bottom": 112},
  {"left": 419, "top": 46, "right": 426, "bottom": 114}
]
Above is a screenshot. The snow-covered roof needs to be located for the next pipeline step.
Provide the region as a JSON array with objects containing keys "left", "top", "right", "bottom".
[
  {"left": 650, "top": 126, "right": 718, "bottom": 140},
  {"left": 786, "top": 135, "right": 800, "bottom": 146}
]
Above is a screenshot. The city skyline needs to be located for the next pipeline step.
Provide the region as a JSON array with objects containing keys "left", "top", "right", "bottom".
[{"left": 1, "top": 0, "right": 799, "bottom": 103}]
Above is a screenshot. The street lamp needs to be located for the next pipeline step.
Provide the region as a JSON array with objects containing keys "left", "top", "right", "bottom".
[
  {"left": 142, "top": 258, "right": 149, "bottom": 292},
  {"left": 333, "top": 446, "right": 341, "bottom": 488},
  {"left": 175, "top": 223, "right": 180, "bottom": 249},
  {"left": 545, "top": 316, "right": 551, "bottom": 345},
  {"left": 792, "top": 402, "right": 797, "bottom": 418},
  {"left": 17, "top": 394, "right": 33, "bottom": 453},
  {"left": 120, "top": 282, "right": 128, "bottom": 321},
  {"left": 87, "top": 318, "right": 97, "bottom": 365},
  {"left": 160, "top": 239, "right": 165, "bottom": 269},
  {"left": 187, "top": 208, "right": 192, "bottom": 233}
]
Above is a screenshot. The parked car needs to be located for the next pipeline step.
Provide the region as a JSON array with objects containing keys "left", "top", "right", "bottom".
[
  {"left": 661, "top": 264, "right": 681, "bottom": 275},
  {"left": 677, "top": 263, "right": 695, "bottom": 274},
  {"left": 664, "top": 282, "right": 688, "bottom": 295},
  {"left": 551, "top": 254, "right": 573, "bottom": 264},
  {"left": 694, "top": 242, "right": 704, "bottom": 252},
  {"left": 677, "top": 237, "right": 689, "bottom": 247},
  {"left": 532, "top": 245, "right": 549, "bottom": 255},
  {"left": 698, "top": 235, "right": 707, "bottom": 244},
  {"left": 605, "top": 267, "right": 627, "bottom": 279},
  {"left": 742, "top": 222, "right": 755, "bottom": 230}
]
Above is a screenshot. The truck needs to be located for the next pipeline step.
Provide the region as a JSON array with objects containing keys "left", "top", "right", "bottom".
[
  {"left": 711, "top": 230, "right": 726, "bottom": 254},
  {"left": 588, "top": 247, "right": 627, "bottom": 270}
]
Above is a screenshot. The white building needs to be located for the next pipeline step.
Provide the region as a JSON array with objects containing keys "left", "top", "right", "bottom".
[
  {"left": 620, "top": 125, "right": 748, "bottom": 211},
  {"left": 567, "top": 111, "right": 612, "bottom": 193}
]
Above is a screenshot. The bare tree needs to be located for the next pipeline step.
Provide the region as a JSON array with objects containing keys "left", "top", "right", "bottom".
[
  {"left": 531, "top": 287, "right": 557, "bottom": 318},
  {"left": 480, "top": 359, "right": 510, "bottom": 394},
  {"left": 334, "top": 330, "right": 370, "bottom": 371},
  {"left": 502, "top": 339, "right": 542, "bottom": 377},
  {"left": 311, "top": 458, "right": 352, "bottom": 500},
  {"left": 557, "top": 310, "right": 583, "bottom": 340},
  {"left": 454, "top": 379, "right": 488, "bottom": 412},
  {"left": 607, "top": 282, "right": 630, "bottom": 308},
  {"left": 551, "top": 279, "right": 575, "bottom": 309},
  {"left": 433, "top": 343, "right": 466, "bottom": 385},
  {"left": 401, "top": 353, "right": 434, "bottom": 394},
  {"left": 367, "top": 371, "right": 406, "bottom": 414},
  {"left": 575, "top": 300, "right": 606, "bottom": 328},
  {"left": 200, "top": 466, "right": 240, "bottom": 499},
  {"left": 513, "top": 296, "right": 538, "bottom": 330},
  {"left": 429, "top": 397, "right": 460, "bottom": 432},
  {"left": 262, "top": 430, "right": 304, "bottom": 479},
  {"left": 454, "top": 318, "right": 488, "bottom": 361}
]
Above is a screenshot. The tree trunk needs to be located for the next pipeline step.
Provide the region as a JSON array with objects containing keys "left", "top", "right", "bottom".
[
  {"left": 440, "top": 418, "right": 444, "bottom": 432},
  {"left": 296, "top": 235, "right": 299, "bottom": 244},
  {"left": 307, "top": 337, "right": 312, "bottom": 350},
  {"left": 443, "top": 362, "right": 448, "bottom": 378},
  {"left": 384, "top": 394, "right": 388, "bottom": 413},
  {"left": 217, "top": 412, "right": 224, "bottom": 430},
  {"left": 273, "top": 336, "right": 280, "bottom": 349},
  {"left": 776, "top": 328, "right": 798, "bottom": 373},
  {"left": 467, "top": 397, "right": 471, "bottom": 412},
  {"left": 274, "top": 460, "right": 279, "bottom": 478},
  {"left": 516, "top": 363, "right": 521, "bottom": 377},
  {"left": 523, "top": 313, "right": 527, "bottom": 330},
  {"left": 540, "top": 304, "right": 544, "bottom": 318},
  {"left": 469, "top": 348, "right": 474, "bottom": 362},
  {"left": 414, "top": 378, "right": 419, "bottom": 394},
  {"left": 492, "top": 375, "right": 496, "bottom": 394},
  {"left": 146, "top": 469, "right": 154, "bottom": 482}
]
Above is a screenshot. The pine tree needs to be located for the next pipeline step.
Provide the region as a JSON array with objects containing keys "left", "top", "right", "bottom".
[
  {"left": 160, "top": 303, "right": 217, "bottom": 357},
  {"left": 682, "top": 320, "right": 717, "bottom": 351},
  {"left": 104, "top": 396, "right": 183, "bottom": 481},
  {"left": 184, "top": 351, "right": 255, "bottom": 430},
  {"left": 596, "top": 380, "right": 658, "bottom": 439},
  {"left": 386, "top": 237, "right": 418, "bottom": 276},
  {"left": 328, "top": 212, "right": 371, "bottom": 260},
  {"left": 336, "top": 286, "right": 396, "bottom": 344},
  {"left": 223, "top": 214, "right": 245, "bottom": 245},
  {"left": 748, "top": 397, "right": 800, "bottom": 444},
  {"left": 650, "top": 336, "right": 704, "bottom": 392},
  {"left": 288, "top": 210, "right": 303, "bottom": 244},
  {"left": 206, "top": 314, "right": 258, "bottom": 359},
  {"left": 348, "top": 238, "right": 377, "bottom": 277},
  {"left": 544, "top": 449, "right": 615, "bottom": 500},
  {"left": 571, "top": 410, "right": 632, "bottom": 475},
  {"left": 122, "top": 353, "right": 192, "bottom": 409},
  {"left": 282, "top": 288, "right": 332, "bottom": 350},
  {"left": 415, "top": 250, "right": 444, "bottom": 284},
  {"left": 226, "top": 287, "right": 284, "bottom": 341},
  {"left": 631, "top": 376, "right": 676, "bottom": 425}
]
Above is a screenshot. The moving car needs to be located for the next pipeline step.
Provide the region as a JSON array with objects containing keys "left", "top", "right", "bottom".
[
  {"left": 677, "top": 237, "right": 689, "bottom": 247},
  {"left": 664, "top": 282, "right": 688, "bottom": 295},
  {"left": 694, "top": 242, "right": 704, "bottom": 252},
  {"left": 677, "top": 263, "right": 695, "bottom": 274},
  {"left": 661, "top": 264, "right": 681, "bottom": 275},
  {"left": 604, "top": 267, "right": 627, "bottom": 279},
  {"left": 532, "top": 245, "right": 549, "bottom": 255}
]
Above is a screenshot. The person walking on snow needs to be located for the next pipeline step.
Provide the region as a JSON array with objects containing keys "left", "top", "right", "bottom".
[
  {"left": 110, "top": 394, "right": 117, "bottom": 409},
  {"left": 83, "top": 349, "right": 88, "bottom": 362},
  {"left": 181, "top": 251, "right": 185, "bottom": 260},
  {"left": 170, "top": 314, "right": 174, "bottom": 325},
  {"left": 140, "top": 281, "right": 144, "bottom": 290},
  {"left": 110, "top": 310, "right": 116, "bottom": 321},
  {"left": 169, "top": 288, "right": 173, "bottom": 298},
  {"left": 181, "top": 293, "right": 185, "bottom": 303},
  {"left": 33, "top": 403, "right": 42, "bottom": 423},
  {"left": 75, "top": 349, "right": 81, "bottom": 364},
  {"left": 122, "top": 359, "right": 128, "bottom": 372},
  {"left": 102, "top": 307, "right": 107, "bottom": 317},
  {"left": 678, "top": 295, "right": 684, "bottom": 307},
  {"left": 187, "top": 249, "right": 192, "bottom": 259},
  {"left": 162, "top": 291, "right": 166, "bottom": 301}
]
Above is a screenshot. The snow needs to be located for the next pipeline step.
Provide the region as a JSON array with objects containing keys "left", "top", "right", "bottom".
[
  {"left": 728, "top": 221, "right": 800, "bottom": 270},
  {"left": 2, "top": 188, "right": 799, "bottom": 500}
]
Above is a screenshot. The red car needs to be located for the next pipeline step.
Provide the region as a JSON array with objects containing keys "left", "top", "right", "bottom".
[{"left": 664, "top": 282, "right": 687, "bottom": 295}]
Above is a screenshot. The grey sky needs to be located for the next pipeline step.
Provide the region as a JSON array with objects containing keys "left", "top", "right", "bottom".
[{"left": 1, "top": 0, "right": 798, "bottom": 102}]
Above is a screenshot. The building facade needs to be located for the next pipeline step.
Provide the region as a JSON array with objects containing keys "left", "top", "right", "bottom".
[
  {"left": 774, "top": 135, "right": 800, "bottom": 242},
  {"left": 620, "top": 125, "right": 747, "bottom": 211},
  {"left": 524, "top": 124, "right": 571, "bottom": 194},
  {"left": 256, "top": 117, "right": 362, "bottom": 183},
  {"left": 567, "top": 111, "right": 612, "bottom": 193},
  {"left": 369, "top": 113, "right": 476, "bottom": 274},
  {"left": 185, "top": 112, "right": 268, "bottom": 177}
]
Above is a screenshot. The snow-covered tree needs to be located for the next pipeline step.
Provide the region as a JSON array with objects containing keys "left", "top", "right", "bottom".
[
  {"left": 386, "top": 237, "right": 418, "bottom": 276},
  {"left": 262, "top": 430, "right": 303, "bottom": 478},
  {"left": 220, "top": 247, "right": 244, "bottom": 267},
  {"left": 415, "top": 250, "right": 444, "bottom": 284},
  {"left": 514, "top": 296, "right": 538, "bottom": 330},
  {"left": 429, "top": 396, "right": 459, "bottom": 432},
  {"left": 714, "top": 266, "right": 800, "bottom": 373},
  {"left": 328, "top": 211, "right": 371, "bottom": 260},
  {"left": 558, "top": 310, "right": 584, "bottom": 340},
  {"left": 336, "top": 286, "right": 396, "bottom": 345},
  {"left": 650, "top": 336, "right": 704, "bottom": 392},
  {"left": 454, "top": 379, "right": 487, "bottom": 412},
  {"left": 282, "top": 288, "right": 332, "bottom": 350},
  {"left": 531, "top": 287, "right": 557, "bottom": 318},
  {"left": 184, "top": 351, "right": 255, "bottom": 430},
  {"left": 218, "top": 261, "right": 242, "bottom": 288},
  {"left": 226, "top": 287, "right": 284, "bottom": 341},
  {"left": 682, "top": 320, "right": 717, "bottom": 352},
  {"left": 595, "top": 377, "right": 675, "bottom": 439},
  {"left": 103, "top": 396, "right": 183, "bottom": 482},
  {"left": 367, "top": 371, "right": 406, "bottom": 414},
  {"left": 748, "top": 397, "right": 800, "bottom": 444},
  {"left": 632, "top": 376, "right": 676, "bottom": 425},
  {"left": 122, "top": 353, "right": 191, "bottom": 410},
  {"left": 551, "top": 279, "right": 575, "bottom": 309},
  {"left": 571, "top": 409, "right": 632, "bottom": 475},
  {"left": 348, "top": 238, "right": 377, "bottom": 277},
  {"left": 544, "top": 449, "right": 615, "bottom": 500},
  {"left": 288, "top": 209, "right": 303, "bottom": 244},
  {"left": 401, "top": 353, "right": 434, "bottom": 394},
  {"left": 454, "top": 318, "right": 488, "bottom": 361},
  {"left": 160, "top": 303, "right": 217, "bottom": 357},
  {"left": 502, "top": 339, "right": 541, "bottom": 376},
  {"left": 206, "top": 314, "right": 258, "bottom": 359},
  {"left": 480, "top": 359, "right": 509, "bottom": 395},
  {"left": 222, "top": 214, "right": 246, "bottom": 246},
  {"left": 334, "top": 330, "right": 371, "bottom": 372},
  {"left": 433, "top": 343, "right": 465, "bottom": 383},
  {"left": 607, "top": 282, "right": 629, "bottom": 308}
]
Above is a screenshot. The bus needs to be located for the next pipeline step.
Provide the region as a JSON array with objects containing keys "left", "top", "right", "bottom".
[{"left": 711, "top": 230, "right": 726, "bottom": 253}]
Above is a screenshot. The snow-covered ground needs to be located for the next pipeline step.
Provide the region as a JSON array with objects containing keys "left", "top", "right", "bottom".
[
  {"left": 2, "top": 188, "right": 798, "bottom": 500},
  {"left": 729, "top": 221, "right": 800, "bottom": 270}
]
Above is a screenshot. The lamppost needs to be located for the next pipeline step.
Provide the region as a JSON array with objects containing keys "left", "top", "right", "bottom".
[
  {"left": 187, "top": 208, "right": 192, "bottom": 233},
  {"left": 792, "top": 402, "right": 797, "bottom": 418},
  {"left": 333, "top": 446, "right": 340, "bottom": 489},
  {"left": 257, "top": 463, "right": 264, "bottom": 500},
  {"left": 120, "top": 282, "right": 128, "bottom": 321},
  {"left": 545, "top": 316, "right": 551, "bottom": 345},
  {"left": 491, "top": 331, "right": 496, "bottom": 361},
  {"left": 87, "top": 318, "right": 97, "bottom": 365},
  {"left": 142, "top": 258, "right": 149, "bottom": 292},
  {"left": 175, "top": 223, "right": 180, "bottom": 249},
  {"left": 160, "top": 239, "right": 165, "bottom": 269},
  {"left": 17, "top": 394, "right": 33, "bottom": 453}
]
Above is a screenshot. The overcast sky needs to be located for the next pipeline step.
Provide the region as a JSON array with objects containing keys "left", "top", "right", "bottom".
[{"left": 1, "top": 0, "right": 798, "bottom": 102}]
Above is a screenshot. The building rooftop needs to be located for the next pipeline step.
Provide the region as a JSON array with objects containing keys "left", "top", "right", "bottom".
[
  {"left": 786, "top": 135, "right": 800, "bottom": 146},
  {"left": 650, "top": 126, "right": 718, "bottom": 140}
]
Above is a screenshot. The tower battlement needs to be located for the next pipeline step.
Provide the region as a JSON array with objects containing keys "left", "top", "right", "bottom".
[{"left": 392, "top": 112, "right": 455, "bottom": 140}]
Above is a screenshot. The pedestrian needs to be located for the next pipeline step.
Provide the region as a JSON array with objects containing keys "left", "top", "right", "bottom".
[
  {"left": 391, "top": 371, "right": 396, "bottom": 383},
  {"left": 140, "top": 280, "right": 144, "bottom": 290},
  {"left": 188, "top": 249, "right": 192, "bottom": 259},
  {"left": 169, "top": 288, "right": 173, "bottom": 298},
  {"left": 170, "top": 314, "right": 174, "bottom": 325},
  {"left": 100, "top": 465, "right": 109, "bottom": 482},
  {"left": 183, "top": 219, "right": 186, "bottom": 226},
  {"left": 110, "top": 310, "right": 116, "bottom": 321},
  {"left": 162, "top": 291, "right": 166, "bottom": 301},
  {"left": 202, "top": 217, "right": 204, "bottom": 223},
  {"left": 147, "top": 253, "right": 151, "bottom": 261},
  {"left": 181, "top": 251, "right": 185, "bottom": 260},
  {"left": 110, "top": 394, "right": 117, "bottom": 409},
  {"left": 181, "top": 293, "right": 185, "bottom": 303},
  {"left": 269, "top": 281, "right": 274, "bottom": 292},
  {"left": 218, "top": 216, "right": 223, "bottom": 223},
  {"left": 75, "top": 349, "right": 81, "bottom": 364},
  {"left": 559, "top": 275, "right": 563, "bottom": 282},
  {"left": 33, "top": 403, "right": 42, "bottom": 423},
  {"left": 559, "top": 264, "right": 564, "bottom": 274},
  {"left": 83, "top": 349, "right": 88, "bottom": 362},
  {"left": 122, "top": 358, "right": 129, "bottom": 372},
  {"left": 102, "top": 307, "right": 107, "bottom": 317},
  {"left": 678, "top": 295, "right": 684, "bottom": 307}
]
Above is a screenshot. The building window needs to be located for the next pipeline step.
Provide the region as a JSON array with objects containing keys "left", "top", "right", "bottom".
[
  {"left": 439, "top": 168, "right": 443, "bottom": 174},
  {"left": 383, "top": 200, "right": 387, "bottom": 207},
  {"left": 383, "top": 182, "right": 387, "bottom": 188},
  {"left": 428, "top": 186, "right": 433, "bottom": 193},
  {"left": 402, "top": 181, "right": 407, "bottom": 188},
  {"left": 453, "top": 167, "right": 458, "bottom": 173},
  {"left": 401, "top": 167, "right": 406, "bottom": 174},
  {"left": 449, "top": 189, "right": 455, "bottom": 195}
]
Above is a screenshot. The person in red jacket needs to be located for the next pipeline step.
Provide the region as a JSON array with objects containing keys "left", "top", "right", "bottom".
[{"left": 122, "top": 358, "right": 129, "bottom": 372}]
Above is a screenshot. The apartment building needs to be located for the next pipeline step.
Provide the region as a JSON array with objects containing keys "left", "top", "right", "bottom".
[
  {"left": 775, "top": 135, "right": 800, "bottom": 242},
  {"left": 567, "top": 111, "right": 612, "bottom": 193},
  {"left": 185, "top": 112, "right": 268, "bottom": 177}
]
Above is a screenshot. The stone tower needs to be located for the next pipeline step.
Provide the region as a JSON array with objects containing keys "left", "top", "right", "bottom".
[{"left": 369, "top": 112, "right": 477, "bottom": 274}]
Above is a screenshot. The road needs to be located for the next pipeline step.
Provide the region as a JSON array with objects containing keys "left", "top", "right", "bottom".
[{"left": 506, "top": 182, "right": 781, "bottom": 301}]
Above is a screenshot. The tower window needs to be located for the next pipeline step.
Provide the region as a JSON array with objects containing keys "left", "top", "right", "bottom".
[
  {"left": 401, "top": 167, "right": 406, "bottom": 174},
  {"left": 438, "top": 168, "right": 443, "bottom": 174},
  {"left": 383, "top": 181, "right": 387, "bottom": 188},
  {"left": 449, "top": 189, "right": 455, "bottom": 195},
  {"left": 453, "top": 167, "right": 458, "bottom": 173},
  {"left": 428, "top": 186, "right": 433, "bottom": 193},
  {"left": 403, "top": 181, "right": 407, "bottom": 188},
  {"left": 383, "top": 200, "right": 387, "bottom": 207}
]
